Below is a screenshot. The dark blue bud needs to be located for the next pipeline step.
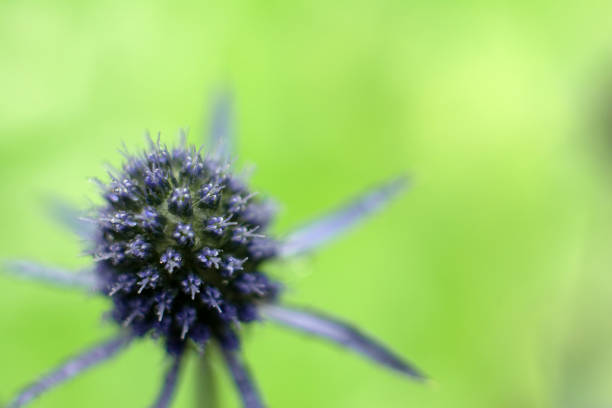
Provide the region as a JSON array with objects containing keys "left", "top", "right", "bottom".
[
  {"left": 218, "top": 302, "right": 238, "bottom": 323},
  {"left": 131, "top": 317, "right": 154, "bottom": 336},
  {"left": 226, "top": 176, "right": 247, "bottom": 194},
  {"left": 126, "top": 235, "right": 152, "bottom": 259},
  {"left": 105, "top": 177, "right": 141, "bottom": 208},
  {"left": 241, "top": 202, "right": 275, "bottom": 227},
  {"left": 123, "top": 297, "right": 153, "bottom": 327},
  {"left": 147, "top": 146, "right": 170, "bottom": 167},
  {"left": 200, "top": 286, "right": 223, "bottom": 312},
  {"left": 221, "top": 256, "right": 246, "bottom": 278},
  {"left": 197, "top": 247, "right": 221, "bottom": 269},
  {"left": 198, "top": 182, "right": 224, "bottom": 208},
  {"left": 205, "top": 216, "right": 236, "bottom": 236},
  {"left": 110, "top": 297, "right": 129, "bottom": 321},
  {"left": 102, "top": 211, "right": 138, "bottom": 234},
  {"left": 137, "top": 206, "right": 165, "bottom": 234},
  {"left": 189, "top": 323, "right": 211, "bottom": 345},
  {"left": 247, "top": 237, "right": 277, "bottom": 260},
  {"left": 168, "top": 187, "right": 192, "bottom": 216},
  {"left": 181, "top": 154, "right": 205, "bottom": 179},
  {"left": 122, "top": 157, "right": 145, "bottom": 178},
  {"left": 231, "top": 226, "right": 263, "bottom": 245},
  {"left": 227, "top": 194, "right": 249, "bottom": 215},
  {"left": 99, "top": 243, "right": 127, "bottom": 266},
  {"left": 176, "top": 307, "right": 197, "bottom": 340},
  {"left": 172, "top": 145, "right": 187, "bottom": 161},
  {"left": 173, "top": 223, "right": 195, "bottom": 247},
  {"left": 144, "top": 167, "right": 170, "bottom": 198},
  {"left": 234, "top": 272, "right": 268, "bottom": 296},
  {"left": 154, "top": 291, "right": 176, "bottom": 322},
  {"left": 237, "top": 303, "right": 259, "bottom": 322},
  {"left": 160, "top": 248, "right": 182, "bottom": 274},
  {"left": 152, "top": 315, "right": 172, "bottom": 338},
  {"left": 108, "top": 273, "right": 136, "bottom": 296},
  {"left": 181, "top": 274, "right": 203, "bottom": 300},
  {"left": 136, "top": 267, "right": 160, "bottom": 294}
]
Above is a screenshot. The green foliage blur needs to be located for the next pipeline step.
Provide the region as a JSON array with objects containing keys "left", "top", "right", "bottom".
[{"left": 2, "top": 1, "right": 612, "bottom": 407}]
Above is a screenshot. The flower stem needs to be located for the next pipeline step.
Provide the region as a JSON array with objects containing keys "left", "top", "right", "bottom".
[{"left": 195, "top": 350, "right": 218, "bottom": 408}]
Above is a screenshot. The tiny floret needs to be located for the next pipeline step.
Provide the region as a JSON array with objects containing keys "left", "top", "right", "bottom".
[
  {"left": 160, "top": 248, "right": 182, "bottom": 274},
  {"left": 172, "top": 222, "right": 195, "bottom": 247},
  {"left": 137, "top": 206, "right": 165, "bottom": 234},
  {"left": 168, "top": 187, "right": 192, "bottom": 216},
  {"left": 221, "top": 256, "right": 246, "bottom": 278},
  {"left": 199, "top": 182, "right": 224, "bottom": 208},
  {"left": 205, "top": 216, "right": 236, "bottom": 236},
  {"left": 136, "top": 267, "right": 160, "bottom": 294},
  {"left": 197, "top": 247, "right": 222, "bottom": 269}
]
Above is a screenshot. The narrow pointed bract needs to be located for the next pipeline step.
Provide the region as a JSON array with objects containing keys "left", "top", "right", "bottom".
[
  {"left": 278, "top": 176, "right": 409, "bottom": 258},
  {"left": 3, "top": 260, "right": 98, "bottom": 291},
  {"left": 221, "top": 348, "right": 265, "bottom": 408},
  {"left": 207, "top": 91, "right": 233, "bottom": 161},
  {"left": 7, "top": 334, "right": 133, "bottom": 408},
  {"left": 261, "top": 304, "right": 425, "bottom": 380},
  {"left": 150, "top": 355, "right": 183, "bottom": 408}
]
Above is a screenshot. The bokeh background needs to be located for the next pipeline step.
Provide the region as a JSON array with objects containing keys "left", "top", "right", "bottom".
[{"left": 2, "top": 1, "right": 612, "bottom": 407}]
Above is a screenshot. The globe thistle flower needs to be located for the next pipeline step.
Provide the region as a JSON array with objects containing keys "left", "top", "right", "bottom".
[{"left": 3, "top": 96, "right": 425, "bottom": 408}]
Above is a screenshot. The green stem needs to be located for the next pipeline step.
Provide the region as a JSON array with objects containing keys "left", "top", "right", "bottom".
[{"left": 195, "top": 350, "right": 218, "bottom": 408}]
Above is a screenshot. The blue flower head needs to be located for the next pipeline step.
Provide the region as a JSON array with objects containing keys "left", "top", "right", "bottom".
[{"left": 3, "top": 95, "right": 425, "bottom": 408}]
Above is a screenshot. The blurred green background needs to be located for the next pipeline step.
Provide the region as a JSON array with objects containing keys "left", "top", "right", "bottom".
[{"left": 2, "top": 1, "right": 612, "bottom": 407}]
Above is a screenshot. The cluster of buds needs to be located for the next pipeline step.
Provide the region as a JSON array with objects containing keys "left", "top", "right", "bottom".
[{"left": 94, "top": 140, "right": 278, "bottom": 354}]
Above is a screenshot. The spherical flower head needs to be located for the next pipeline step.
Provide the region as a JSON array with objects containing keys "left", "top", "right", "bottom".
[{"left": 94, "top": 141, "right": 279, "bottom": 355}]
